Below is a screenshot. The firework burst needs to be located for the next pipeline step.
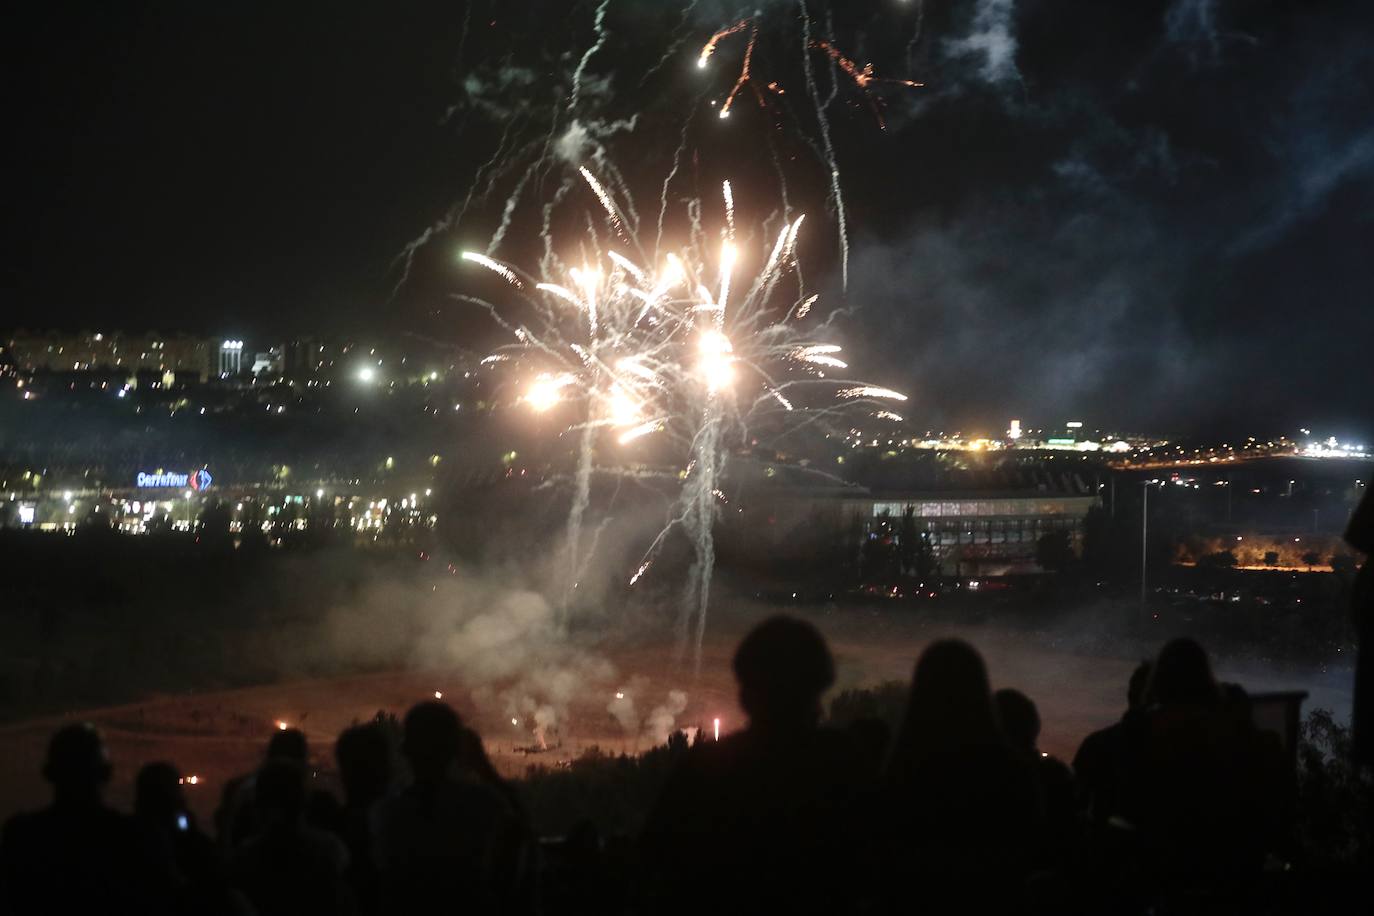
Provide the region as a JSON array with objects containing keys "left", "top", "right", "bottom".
[{"left": 460, "top": 167, "right": 906, "bottom": 671}]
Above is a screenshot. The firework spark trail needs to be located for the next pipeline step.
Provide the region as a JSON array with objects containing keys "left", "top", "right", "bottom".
[
  {"left": 639, "top": 0, "right": 701, "bottom": 88},
  {"left": 718, "top": 25, "right": 758, "bottom": 119},
  {"left": 799, "top": 1, "right": 849, "bottom": 293},
  {"left": 569, "top": 0, "right": 611, "bottom": 113},
  {"left": 808, "top": 39, "right": 924, "bottom": 129},
  {"left": 656, "top": 118, "right": 692, "bottom": 256},
  {"left": 698, "top": 17, "right": 752, "bottom": 68}
]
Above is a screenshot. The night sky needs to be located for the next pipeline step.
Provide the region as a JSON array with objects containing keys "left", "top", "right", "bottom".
[{"left": 5, "top": 1, "right": 1372, "bottom": 437}]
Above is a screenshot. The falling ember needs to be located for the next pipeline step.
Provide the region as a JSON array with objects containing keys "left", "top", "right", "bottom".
[
  {"left": 618, "top": 418, "right": 664, "bottom": 445},
  {"left": 629, "top": 560, "right": 652, "bottom": 585},
  {"left": 698, "top": 17, "right": 752, "bottom": 68},
  {"left": 795, "top": 294, "right": 818, "bottom": 319},
  {"left": 434, "top": 691, "right": 443, "bottom": 700},
  {"left": 615, "top": 692, "right": 625, "bottom": 700},
  {"left": 579, "top": 166, "right": 624, "bottom": 238},
  {"left": 839, "top": 386, "right": 908, "bottom": 402},
  {"left": 718, "top": 26, "right": 758, "bottom": 119},
  {"left": 460, "top": 251, "right": 523, "bottom": 288},
  {"left": 714, "top": 718, "right": 721, "bottom": 741},
  {"left": 179, "top": 775, "right": 201, "bottom": 786},
  {"left": 717, "top": 240, "right": 737, "bottom": 309},
  {"left": 511, "top": 718, "right": 519, "bottom": 727},
  {"left": 875, "top": 410, "right": 905, "bottom": 422},
  {"left": 722, "top": 180, "right": 735, "bottom": 241}
]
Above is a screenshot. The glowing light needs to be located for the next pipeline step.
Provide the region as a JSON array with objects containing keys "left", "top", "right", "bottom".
[
  {"left": 526, "top": 374, "right": 575, "bottom": 411},
  {"left": 357, "top": 366, "right": 376, "bottom": 383},
  {"left": 714, "top": 717, "right": 721, "bottom": 741},
  {"left": 434, "top": 691, "right": 443, "bottom": 699},
  {"left": 276, "top": 721, "right": 288, "bottom": 731},
  {"left": 696, "top": 330, "right": 736, "bottom": 393}
]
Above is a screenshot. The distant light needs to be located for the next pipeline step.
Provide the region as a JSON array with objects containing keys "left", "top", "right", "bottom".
[
  {"left": 357, "top": 366, "right": 376, "bottom": 383},
  {"left": 276, "top": 721, "right": 288, "bottom": 731},
  {"left": 315, "top": 488, "right": 324, "bottom": 499}
]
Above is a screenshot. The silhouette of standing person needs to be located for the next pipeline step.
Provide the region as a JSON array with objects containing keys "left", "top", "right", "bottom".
[
  {"left": 885, "top": 640, "right": 1042, "bottom": 913},
  {"left": 370, "top": 702, "right": 518, "bottom": 916},
  {"left": 227, "top": 758, "right": 352, "bottom": 916},
  {"left": 639, "top": 616, "right": 867, "bottom": 916},
  {"left": 1, "top": 723, "right": 173, "bottom": 915},
  {"left": 1346, "top": 485, "right": 1374, "bottom": 767}
]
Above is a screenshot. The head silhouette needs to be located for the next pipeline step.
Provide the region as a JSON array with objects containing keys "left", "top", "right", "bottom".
[
  {"left": 993, "top": 689, "right": 1041, "bottom": 755},
  {"left": 402, "top": 701, "right": 464, "bottom": 782},
  {"left": 732, "top": 616, "right": 835, "bottom": 729},
  {"left": 266, "top": 728, "right": 308, "bottom": 763},
  {"left": 892, "top": 639, "right": 999, "bottom": 771},
  {"left": 135, "top": 761, "right": 186, "bottom": 822},
  {"left": 1149, "top": 638, "right": 1219, "bottom": 707},
  {"left": 1127, "top": 660, "right": 1153, "bottom": 710},
  {"left": 335, "top": 723, "right": 392, "bottom": 807},
  {"left": 42, "top": 723, "right": 112, "bottom": 802},
  {"left": 255, "top": 758, "right": 307, "bottom": 828}
]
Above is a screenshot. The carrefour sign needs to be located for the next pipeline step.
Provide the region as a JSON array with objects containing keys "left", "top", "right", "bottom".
[{"left": 136, "top": 469, "right": 212, "bottom": 490}]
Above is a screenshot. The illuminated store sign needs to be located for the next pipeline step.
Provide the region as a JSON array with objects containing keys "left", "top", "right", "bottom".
[{"left": 136, "top": 469, "right": 212, "bottom": 490}]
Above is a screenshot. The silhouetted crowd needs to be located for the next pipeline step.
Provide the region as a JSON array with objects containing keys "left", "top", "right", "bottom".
[{"left": 0, "top": 622, "right": 1360, "bottom": 915}]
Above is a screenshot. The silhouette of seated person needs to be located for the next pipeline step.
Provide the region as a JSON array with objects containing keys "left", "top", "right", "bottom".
[
  {"left": 1132, "top": 638, "right": 1270, "bottom": 891},
  {"left": 1073, "top": 660, "right": 1151, "bottom": 830},
  {"left": 884, "top": 639, "right": 1042, "bottom": 911},
  {"left": 370, "top": 702, "right": 517, "bottom": 916},
  {"left": 639, "top": 615, "right": 867, "bottom": 916},
  {"left": 1, "top": 723, "right": 173, "bottom": 914},
  {"left": 227, "top": 758, "right": 351, "bottom": 916},
  {"left": 994, "top": 688, "right": 1078, "bottom": 870},
  {"left": 332, "top": 723, "right": 393, "bottom": 915}
]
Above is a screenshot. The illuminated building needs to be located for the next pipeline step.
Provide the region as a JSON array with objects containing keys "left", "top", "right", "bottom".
[
  {"left": 742, "top": 464, "right": 1097, "bottom": 576},
  {"left": 2, "top": 331, "right": 213, "bottom": 379},
  {"left": 219, "top": 340, "right": 244, "bottom": 376}
]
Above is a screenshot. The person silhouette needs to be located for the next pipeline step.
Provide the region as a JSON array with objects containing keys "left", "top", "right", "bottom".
[
  {"left": 331, "top": 723, "right": 393, "bottom": 915},
  {"left": 1073, "top": 660, "right": 1152, "bottom": 828},
  {"left": 1, "top": 723, "right": 173, "bottom": 914},
  {"left": 1136, "top": 638, "right": 1267, "bottom": 903},
  {"left": 994, "top": 688, "right": 1077, "bottom": 870},
  {"left": 885, "top": 640, "right": 1042, "bottom": 912},
  {"left": 216, "top": 727, "right": 312, "bottom": 852},
  {"left": 370, "top": 702, "right": 518, "bottom": 916},
  {"left": 227, "top": 758, "right": 351, "bottom": 916},
  {"left": 639, "top": 616, "right": 867, "bottom": 916},
  {"left": 134, "top": 760, "right": 238, "bottom": 914},
  {"left": 1346, "top": 486, "right": 1374, "bottom": 767}
]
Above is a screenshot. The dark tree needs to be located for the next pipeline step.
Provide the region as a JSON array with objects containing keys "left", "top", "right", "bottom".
[
  {"left": 1035, "top": 529, "right": 1073, "bottom": 573},
  {"left": 1200, "top": 549, "right": 1238, "bottom": 568}
]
